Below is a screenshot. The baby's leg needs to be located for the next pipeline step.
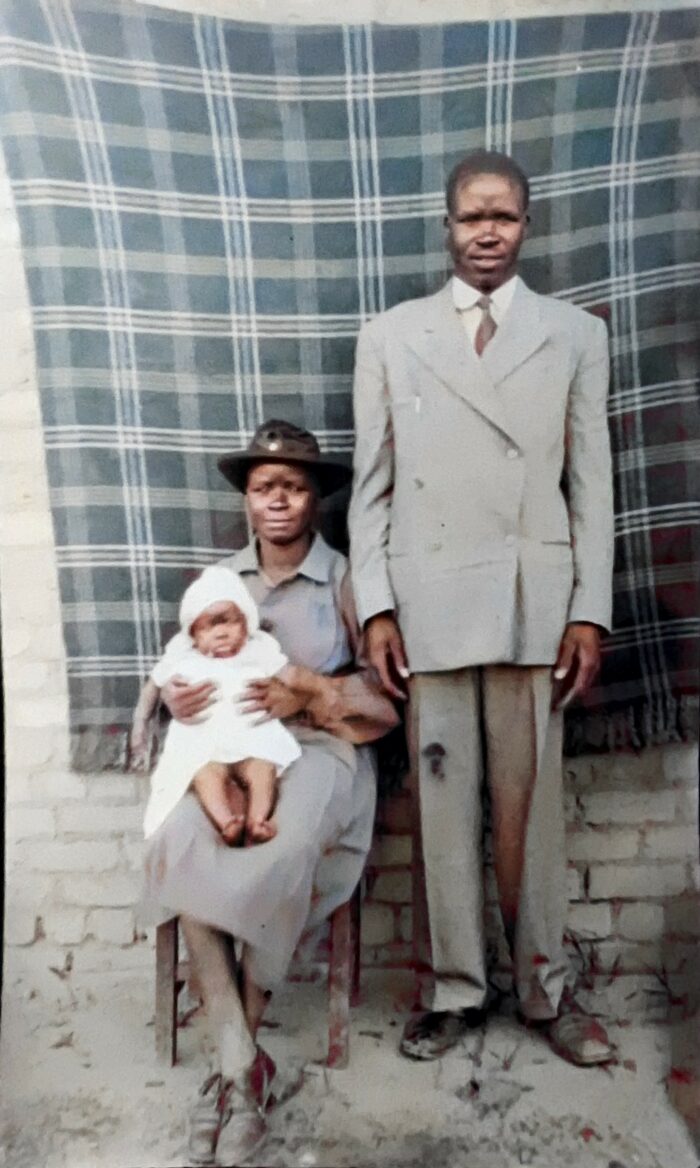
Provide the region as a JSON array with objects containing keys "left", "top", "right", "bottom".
[
  {"left": 234, "top": 758, "right": 278, "bottom": 844},
  {"left": 192, "top": 762, "right": 245, "bottom": 845}
]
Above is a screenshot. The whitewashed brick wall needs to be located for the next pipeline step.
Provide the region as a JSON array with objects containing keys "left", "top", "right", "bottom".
[
  {"left": 2, "top": 0, "right": 698, "bottom": 1019},
  {"left": 355, "top": 748, "right": 700, "bottom": 1018}
]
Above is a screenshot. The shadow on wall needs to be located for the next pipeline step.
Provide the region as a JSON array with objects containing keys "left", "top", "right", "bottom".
[{"left": 665, "top": 741, "right": 700, "bottom": 1152}]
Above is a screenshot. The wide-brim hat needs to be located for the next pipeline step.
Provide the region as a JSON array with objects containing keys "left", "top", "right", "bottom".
[{"left": 217, "top": 419, "right": 352, "bottom": 497}]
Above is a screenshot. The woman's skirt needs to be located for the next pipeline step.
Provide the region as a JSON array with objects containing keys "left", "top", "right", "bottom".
[{"left": 139, "top": 741, "right": 376, "bottom": 989}]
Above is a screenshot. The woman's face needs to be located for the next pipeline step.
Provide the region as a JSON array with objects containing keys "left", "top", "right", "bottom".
[
  {"left": 245, "top": 462, "right": 317, "bottom": 546},
  {"left": 190, "top": 601, "right": 248, "bottom": 658}
]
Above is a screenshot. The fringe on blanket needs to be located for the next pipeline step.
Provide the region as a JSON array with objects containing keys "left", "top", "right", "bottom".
[
  {"left": 71, "top": 728, "right": 130, "bottom": 774},
  {"left": 70, "top": 693, "right": 698, "bottom": 777},
  {"left": 563, "top": 693, "right": 699, "bottom": 756}
]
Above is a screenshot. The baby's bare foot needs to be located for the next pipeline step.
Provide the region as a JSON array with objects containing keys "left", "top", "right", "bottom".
[
  {"left": 245, "top": 773, "right": 278, "bottom": 844},
  {"left": 220, "top": 813, "right": 245, "bottom": 846},
  {"left": 246, "top": 817, "right": 278, "bottom": 845}
]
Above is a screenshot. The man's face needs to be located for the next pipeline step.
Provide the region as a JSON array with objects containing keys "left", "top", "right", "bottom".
[
  {"left": 190, "top": 601, "right": 247, "bottom": 658},
  {"left": 445, "top": 173, "right": 528, "bottom": 292},
  {"left": 245, "top": 462, "right": 317, "bottom": 546}
]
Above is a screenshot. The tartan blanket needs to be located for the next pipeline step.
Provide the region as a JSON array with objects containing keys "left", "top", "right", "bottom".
[{"left": 0, "top": 0, "right": 698, "bottom": 770}]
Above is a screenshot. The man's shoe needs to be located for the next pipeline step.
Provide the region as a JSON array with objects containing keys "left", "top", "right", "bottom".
[
  {"left": 400, "top": 1008, "right": 487, "bottom": 1061},
  {"left": 522, "top": 1012, "right": 614, "bottom": 1067}
]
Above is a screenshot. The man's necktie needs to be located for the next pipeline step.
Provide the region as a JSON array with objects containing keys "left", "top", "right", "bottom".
[{"left": 474, "top": 295, "right": 497, "bottom": 356}]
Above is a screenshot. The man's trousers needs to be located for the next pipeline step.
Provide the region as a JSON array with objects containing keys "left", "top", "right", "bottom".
[{"left": 408, "top": 665, "right": 568, "bottom": 1020}]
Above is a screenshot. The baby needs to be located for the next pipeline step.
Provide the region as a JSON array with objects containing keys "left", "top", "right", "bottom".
[{"left": 132, "top": 566, "right": 307, "bottom": 846}]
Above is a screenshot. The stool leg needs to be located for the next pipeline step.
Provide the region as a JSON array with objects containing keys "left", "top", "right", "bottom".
[
  {"left": 155, "top": 918, "right": 179, "bottom": 1066},
  {"left": 327, "top": 901, "right": 351, "bottom": 1068}
]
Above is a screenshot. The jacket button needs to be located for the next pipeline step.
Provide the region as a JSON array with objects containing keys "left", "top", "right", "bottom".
[{"left": 506, "top": 447, "right": 519, "bottom": 459}]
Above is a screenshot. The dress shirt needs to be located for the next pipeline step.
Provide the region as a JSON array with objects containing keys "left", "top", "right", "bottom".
[{"left": 452, "top": 273, "right": 520, "bottom": 347}]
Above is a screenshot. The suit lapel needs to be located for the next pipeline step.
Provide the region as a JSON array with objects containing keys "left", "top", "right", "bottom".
[
  {"left": 480, "top": 279, "right": 549, "bottom": 386},
  {"left": 403, "top": 284, "right": 517, "bottom": 443}
]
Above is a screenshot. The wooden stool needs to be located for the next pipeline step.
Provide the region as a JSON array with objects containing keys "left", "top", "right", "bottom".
[{"left": 155, "top": 885, "right": 362, "bottom": 1070}]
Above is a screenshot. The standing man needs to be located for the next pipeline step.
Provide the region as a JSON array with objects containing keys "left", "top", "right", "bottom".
[{"left": 349, "top": 151, "right": 614, "bottom": 1065}]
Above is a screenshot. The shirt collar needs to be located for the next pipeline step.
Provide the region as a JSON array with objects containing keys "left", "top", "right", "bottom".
[
  {"left": 230, "top": 531, "right": 333, "bottom": 584},
  {"left": 229, "top": 540, "right": 259, "bottom": 574},
  {"left": 451, "top": 273, "right": 520, "bottom": 317}
]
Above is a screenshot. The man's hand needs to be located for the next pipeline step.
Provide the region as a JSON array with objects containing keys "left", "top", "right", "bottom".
[
  {"left": 365, "top": 611, "right": 409, "bottom": 700},
  {"left": 161, "top": 675, "right": 216, "bottom": 722},
  {"left": 239, "top": 676, "right": 308, "bottom": 723},
  {"left": 552, "top": 623, "right": 602, "bottom": 710}
]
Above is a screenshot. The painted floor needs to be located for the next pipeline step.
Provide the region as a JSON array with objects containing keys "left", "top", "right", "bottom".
[{"left": 1, "top": 946, "right": 698, "bottom": 1168}]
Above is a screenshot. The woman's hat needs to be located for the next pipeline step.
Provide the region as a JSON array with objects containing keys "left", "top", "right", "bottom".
[{"left": 217, "top": 420, "right": 352, "bottom": 497}]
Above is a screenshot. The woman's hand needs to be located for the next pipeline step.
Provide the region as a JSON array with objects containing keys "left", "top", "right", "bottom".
[
  {"left": 239, "top": 676, "right": 308, "bottom": 723},
  {"left": 161, "top": 675, "right": 216, "bottom": 722},
  {"left": 128, "top": 718, "right": 151, "bottom": 771}
]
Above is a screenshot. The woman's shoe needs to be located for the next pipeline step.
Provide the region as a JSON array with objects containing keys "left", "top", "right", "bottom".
[
  {"left": 216, "top": 1075, "right": 267, "bottom": 1167},
  {"left": 249, "top": 1044, "right": 305, "bottom": 1112},
  {"left": 187, "top": 1072, "right": 228, "bottom": 1166}
]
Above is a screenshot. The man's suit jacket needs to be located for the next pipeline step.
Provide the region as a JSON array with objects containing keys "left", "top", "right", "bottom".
[{"left": 348, "top": 278, "right": 614, "bottom": 671}]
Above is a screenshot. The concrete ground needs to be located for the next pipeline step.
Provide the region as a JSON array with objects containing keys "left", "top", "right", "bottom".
[{"left": 1, "top": 944, "right": 699, "bottom": 1168}]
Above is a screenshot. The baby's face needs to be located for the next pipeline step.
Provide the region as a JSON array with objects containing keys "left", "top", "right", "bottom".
[{"left": 190, "top": 601, "right": 248, "bottom": 658}]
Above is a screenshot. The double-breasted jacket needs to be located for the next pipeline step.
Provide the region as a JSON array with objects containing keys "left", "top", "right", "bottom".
[{"left": 349, "top": 279, "right": 614, "bottom": 671}]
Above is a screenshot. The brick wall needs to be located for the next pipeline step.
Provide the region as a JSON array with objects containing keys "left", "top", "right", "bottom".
[
  {"left": 360, "top": 749, "right": 699, "bottom": 1019},
  {"left": 1, "top": 0, "right": 698, "bottom": 1019}
]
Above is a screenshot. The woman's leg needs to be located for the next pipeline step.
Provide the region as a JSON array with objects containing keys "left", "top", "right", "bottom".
[
  {"left": 240, "top": 944, "right": 271, "bottom": 1038},
  {"left": 180, "top": 915, "right": 268, "bottom": 1165},
  {"left": 192, "top": 763, "right": 245, "bottom": 845},
  {"left": 180, "top": 913, "right": 256, "bottom": 1079}
]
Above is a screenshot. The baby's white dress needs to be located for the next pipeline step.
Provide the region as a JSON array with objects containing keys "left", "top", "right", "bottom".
[{"left": 143, "top": 630, "right": 301, "bottom": 838}]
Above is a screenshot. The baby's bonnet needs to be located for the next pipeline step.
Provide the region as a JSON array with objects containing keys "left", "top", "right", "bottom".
[{"left": 179, "top": 565, "right": 259, "bottom": 636}]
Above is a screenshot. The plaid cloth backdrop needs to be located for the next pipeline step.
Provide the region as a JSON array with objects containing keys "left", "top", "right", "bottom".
[{"left": 0, "top": 0, "right": 698, "bottom": 770}]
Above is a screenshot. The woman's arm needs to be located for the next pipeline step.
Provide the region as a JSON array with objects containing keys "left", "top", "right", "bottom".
[
  {"left": 129, "top": 677, "right": 161, "bottom": 770},
  {"left": 240, "top": 565, "right": 400, "bottom": 744},
  {"left": 241, "top": 663, "right": 399, "bottom": 744},
  {"left": 301, "top": 666, "right": 400, "bottom": 744},
  {"left": 319, "top": 564, "right": 401, "bottom": 740}
]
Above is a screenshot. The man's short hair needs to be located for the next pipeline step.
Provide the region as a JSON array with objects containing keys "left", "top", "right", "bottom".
[{"left": 445, "top": 150, "right": 530, "bottom": 214}]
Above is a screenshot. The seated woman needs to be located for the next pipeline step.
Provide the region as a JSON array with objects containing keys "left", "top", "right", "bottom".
[{"left": 137, "top": 420, "right": 399, "bottom": 1166}]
